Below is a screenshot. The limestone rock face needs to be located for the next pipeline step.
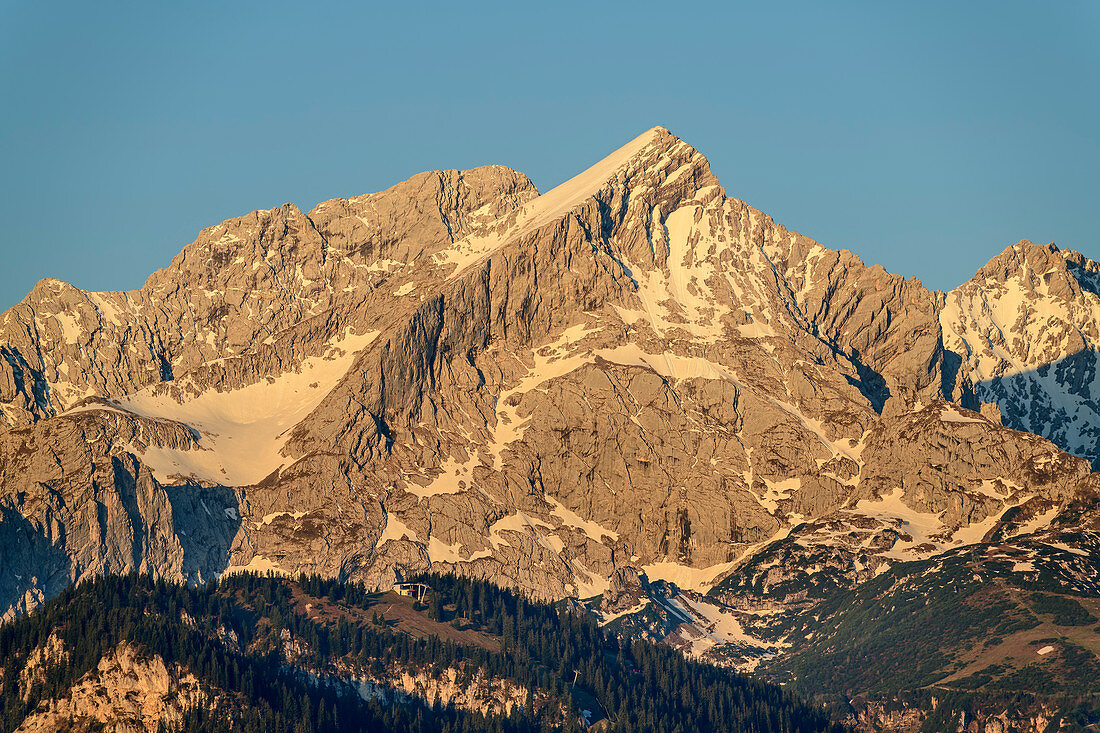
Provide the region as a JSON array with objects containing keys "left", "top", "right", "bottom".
[
  {"left": 0, "top": 126, "right": 1096, "bottom": 620},
  {"left": 14, "top": 642, "right": 211, "bottom": 733},
  {"left": 762, "top": 230, "right": 948, "bottom": 411},
  {"left": 0, "top": 165, "right": 537, "bottom": 427},
  {"left": 0, "top": 410, "right": 241, "bottom": 621}
]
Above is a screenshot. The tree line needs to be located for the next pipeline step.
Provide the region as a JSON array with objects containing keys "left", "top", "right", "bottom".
[{"left": 0, "top": 572, "right": 848, "bottom": 733}]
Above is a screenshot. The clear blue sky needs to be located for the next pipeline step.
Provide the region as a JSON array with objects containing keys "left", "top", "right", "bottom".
[{"left": 2, "top": 1, "right": 1097, "bottom": 311}]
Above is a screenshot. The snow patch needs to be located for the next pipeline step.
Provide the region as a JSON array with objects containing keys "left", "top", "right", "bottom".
[
  {"left": 405, "top": 456, "right": 474, "bottom": 499},
  {"left": 255, "top": 510, "right": 306, "bottom": 528},
  {"left": 852, "top": 488, "right": 946, "bottom": 559},
  {"left": 641, "top": 561, "right": 741, "bottom": 593},
  {"left": 598, "top": 599, "right": 652, "bottom": 625},
  {"left": 939, "top": 405, "right": 986, "bottom": 424},
  {"left": 375, "top": 514, "right": 418, "bottom": 547},
  {"left": 54, "top": 312, "right": 83, "bottom": 343},
  {"left": 222, "top": 554, "right": 288, "bottom": 577},
  {"left": 116, "top": 328, "right": 379, "bottom": 485},
  {"left": 546, "top": 495, "right": 619, "bottom": 542}
]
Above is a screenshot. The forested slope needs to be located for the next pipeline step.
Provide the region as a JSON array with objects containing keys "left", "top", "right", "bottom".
[{"left": 0, "top": 573, "right": 846, "bottom": 733}]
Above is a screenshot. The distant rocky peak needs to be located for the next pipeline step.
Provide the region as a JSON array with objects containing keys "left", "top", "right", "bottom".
[
  {"left": 973, "top": 239, "right": 1063, "bottom": 280},
  {"left": 943, "top": 239, "right": 1100, "bottom": 467},
  {"left": 969, "top": 240, "right": 1100, "bottom": 302}
]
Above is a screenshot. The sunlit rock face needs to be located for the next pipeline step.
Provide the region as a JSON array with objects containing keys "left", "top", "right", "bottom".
[
  {"left": 942, "top": 240, "right": 1100, "bottom": 466},
  {"left": 0, "top": 126, "right": 1096, "bottom": 623}
]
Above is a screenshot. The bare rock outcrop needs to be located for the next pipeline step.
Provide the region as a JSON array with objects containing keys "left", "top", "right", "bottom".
[{"left": 14, "top": 642, "right": 211, "bottom": 733}]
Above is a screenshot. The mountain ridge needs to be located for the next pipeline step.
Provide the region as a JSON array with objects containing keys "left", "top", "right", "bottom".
[{"left": 0, "top": 127, "right": 1096, "bottom": 688}]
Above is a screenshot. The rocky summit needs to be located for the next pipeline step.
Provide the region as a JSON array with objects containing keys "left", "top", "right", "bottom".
[{"left": 0, "top": 126, "right": 1097, "bottom": 671}]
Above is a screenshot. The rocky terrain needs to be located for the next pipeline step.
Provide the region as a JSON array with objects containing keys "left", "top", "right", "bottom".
[
  {"left": 1, "top": 126, "right": 1098, "bottom": 727},
  {"left": 13, "top": 642, "right": 211, "bottom": 733},
  {"left": 942, "top": 242, "right": 1100, "bottom": 467}
]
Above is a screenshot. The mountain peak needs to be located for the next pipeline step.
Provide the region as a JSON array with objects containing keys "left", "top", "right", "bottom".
[
  {"left": 517, "top": 126, "right": 704, "bottom": 230},
  {"left": 967, "top": 239, "right": 1100, "bottom": 301},
  {"left": 973, "top": 239, "right": 1062, "bottom": 280}
]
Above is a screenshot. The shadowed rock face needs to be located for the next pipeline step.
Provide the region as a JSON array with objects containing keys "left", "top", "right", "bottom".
[
  {"left": 0, "top": 127, "right": 1096, "bottom": 617},
  {"left": 0, "top": 412, "right": 242, "bottom": 622}
]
